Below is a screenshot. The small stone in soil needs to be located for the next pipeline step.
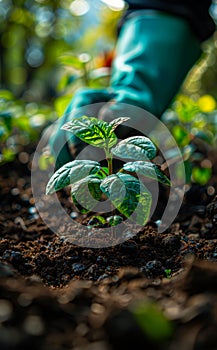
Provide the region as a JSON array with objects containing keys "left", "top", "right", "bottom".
[
  {"left": 194, "top": 205, "right": 206, "bottom": 217},
  {"left": 67, "top": 255, "right": 79, "bottom": 262},
  {"left": 96, "top": 256, "right": 107, "bottom": 265},
  {"left": 21, "top": 194, "right": 29, "bottom": 202},
  {"left": 162, "top": 235, "right": 181, "bottom": 253},
  {"left": 205, "top": 223, "right": 213, "bottom": 229},
  {"left": 97, "top": 274, "right": 109, "bottom": 281},
  {"left": 207, "top": 186, "right": 215, "bottom": 196},
  {"left": 72, "top": 263, "right": 87, "bottom": 274},
  {"left": 87, "top": 264, "right": 97, "bottom": 274},
  {"left": 70, "top": 211, "right": 78, "bottom": 219},
  {"left": 0, "top": 262, "right": 14, "bottom": 277},
  {"left": 155, "top": 220, "right": 162, "bottom": 227},
  {"left": 120, "top": 241, "right": 138, "bottom": 253},
  {"left": 29, "top": 213, "right": 39, "bottom": 220},
  {"left": 10, "top": 251, "right": 23, "bottom": 262},
  {"left": 11, "top": 188, "right": 20, "bottom": 196},
  {"left": 142, "top": 260, "right": 164, "bottom": 276},
  {"left": 28, "top": 206, "right": 37, "bottom": 214}
]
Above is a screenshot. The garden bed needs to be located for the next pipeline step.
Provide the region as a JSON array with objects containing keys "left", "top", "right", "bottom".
[{"left": 1, "top": 148, "right": 217, "bottom": 350}]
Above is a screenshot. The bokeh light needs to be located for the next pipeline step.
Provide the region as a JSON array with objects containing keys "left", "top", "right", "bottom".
[
  {"left": 100, "top": 0, "right": 125, "bottom": 11},
  {"left": 70, "top": 0, "right": 90, "bottom": 16}
]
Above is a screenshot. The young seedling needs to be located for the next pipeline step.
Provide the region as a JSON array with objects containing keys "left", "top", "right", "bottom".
[{"left": 46, "top": 116, "right": 171, "bottom": 226}]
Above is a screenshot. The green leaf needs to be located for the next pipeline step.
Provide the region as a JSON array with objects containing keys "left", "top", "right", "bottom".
[
  {"left": 71, "top": 175, "right": 102, "bottom": 213},
  {"left": 14, "top": 115, "right": 31, "bottom": 132},
  {"left": 111, "top": 136, "right": 157, "bottom": 161},
  {"left": 192, "top": 166, "right": 212, "bottom": 185},
  {"left": 0, "top": 126, "right": 7, "bottom": 140},
  {"left": 176, "top": 97, "right": 199, "bottom": 123},
  {"left": 88, "top": 215, "right": 106, "bottom": 227},
  {"left": 95, "top": 166, "right": 109, "bottom": 179},
  {"left": 109, "top": 117, "right": 130, "bottom": 132},
  {"left": 133, "top": 302, "right": 173, "bottom": 341},
  {"left": 61, "top": 116, "right": 117, "bottom": 149},
  {"left": 106, "top": 215, "right": 123, "bottom": 226},
  {"left": 184, "top": 160, "right": 193, "bottom": 184},
  {"left": 100, "top": 173, "right": 152, "bottom": 225},
  {"left": 0, "top": 90, "right": 14, "bottom": 101},
  {"left": 172, "top": 125, "right": 191, "bottom": 147},
  {"left": 46, "top": 160, "right": 100, "bottom": 194},
  {"left": 123, "top": 161, "right": 171, "bottom": 186},
  {"left": 54, "top": 95, "right": 73, "bottom": 117},
  {"left": 59, "top": 54, "right": 84, "bottom": 70},
  {"left": 38, "top": 154, "right": 55, "bottom": 171},
  {"left": 193, "top": 130, "right": 213, "bottom": 144},
  {"left": 1, "top": 148, "right": 15, "bottom": 162},
  {"left": 71, "top": 195, "right": 89, "bottom": 214}
]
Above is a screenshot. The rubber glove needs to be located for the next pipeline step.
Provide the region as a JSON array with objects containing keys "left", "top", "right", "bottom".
[
  {"left": 49, "top": 89, "right": 113, "bottom": 169},
  {"left": 99, "top": 11, "right": 202, "bottom": 127},
  {"left": 49, "top": 11, "right": 202, "bottom": 168}
]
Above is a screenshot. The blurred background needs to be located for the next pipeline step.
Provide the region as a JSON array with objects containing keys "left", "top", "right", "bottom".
[
  {"left": 0, "top": 0, "right": 125, "bottom": 163},
  {"left": 1, "top": 0, "right": 217, "bottom": 182},
  {"left": 1, "top": 0, "right": 217, "bottom": 102}
]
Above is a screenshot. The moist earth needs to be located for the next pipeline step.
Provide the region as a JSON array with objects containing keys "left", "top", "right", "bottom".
[{"left": 1, "top": 150, "right": 217, "bottom": 350}]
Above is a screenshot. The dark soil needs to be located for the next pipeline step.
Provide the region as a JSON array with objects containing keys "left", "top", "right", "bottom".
[{"left": 1, "top": 148, "right": 217, "bottom": 350}]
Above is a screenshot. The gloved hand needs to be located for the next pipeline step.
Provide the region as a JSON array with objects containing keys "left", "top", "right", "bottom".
[
  {"left": 98, "top": 10, "right": 201, "bottom": 126},
  {"left": 49, "top": 10, "right": 202, "bottom": 168}
]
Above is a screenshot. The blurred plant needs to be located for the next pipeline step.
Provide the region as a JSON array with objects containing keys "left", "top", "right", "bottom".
[
  {"left": 0, "top": 0, "right": 90, "bottom": 100},
  {"left": 133, "top": 301, "right": 173, "bottom": 342},
  {"left": 162, "top": 94, "right": 217, "bottom": 185},
  {"left": 164, "top": 269, "right": 172, "bottom": 279},
  {"left": 54, "top": 50, "right": 114, "bottom": 117},
  {"left": 0, "top": 0, "right": 123, "bottom": 102},
  {"left": 0, "top": 89, "right": 56, "bottom": 164}
]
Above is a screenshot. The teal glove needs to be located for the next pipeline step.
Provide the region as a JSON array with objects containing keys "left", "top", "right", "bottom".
[
  {"left": 99, "top": 11, "right": 201, "bottom": 124},
  {"left": 49, "top": 11, "right": 202, "bottom": 168}
]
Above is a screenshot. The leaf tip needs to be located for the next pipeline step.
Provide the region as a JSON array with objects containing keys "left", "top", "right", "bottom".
[{"left": 45, "top": 183, "right": 53, "bottom": 195}]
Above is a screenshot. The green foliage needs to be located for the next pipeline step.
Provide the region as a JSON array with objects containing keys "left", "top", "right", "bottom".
[
  {"left": 0, "top": 0, "right": 83, "bottom": 98},
  {"left": 123, "top": 161, "right": 171, "bottom": 186},
  {"left": 57, "top": 52, "right": 111, "bottom": 95},
  {"left": 100, "top": 173, "right": 152, "bottom": 225},
  {"left": 38, "top": 153, "right": 55, "bottom": 171},
  {"left": 133, "top": 302, "right": 173, "bottom": 341},
  {"left": 164, "top": 269, "right": 172, "bottom": 278},
  {"left": 162, "top": 94, "right": 217, "bottom": 185},
  {"left": 61, "top": 116, "right": 118, "bottom": 149},
  {"left": 0, "top": 0, "right": 122, "bottom": 101},
  {"left": 0, "top": 89, "right": 55, "bottom": 164},
  {"left": 192, "top": 166, "right": 212, "bottom": 185},
  {"left": 46, "top": 116, "right": 171, "bottom": 226},
  {"left": 46, "top": 160, "right": 100, "bottom": 194},
  {"left": 111, "top": 136, "right": 157, "bottom": 161},
  {"left": 71, "top": 175, "right": 102, "bottom": 213},
  {"left": 106, "top": 215, "right": 123, "bottom": 226}
]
